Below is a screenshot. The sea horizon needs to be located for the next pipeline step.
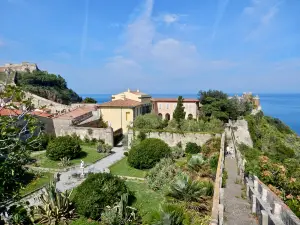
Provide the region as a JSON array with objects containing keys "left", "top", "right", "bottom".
[{"left": 80, "top": 93, "right": 300, "bottom": 135}]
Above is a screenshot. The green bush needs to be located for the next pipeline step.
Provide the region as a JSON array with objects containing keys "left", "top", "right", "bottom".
[
  {"left": 133, "top": 114, "right": 164, "bottom": 129},
  {"left": 128, "top": 138, "right": 171, "bottom": 169},
  {"left": 146, "top": 158, "right": 178, "bottom": 191},
  {"left": 185, "top": 142, "right": 201, "bottom": 154},
  {"left": 46, "top": 135, "right": 82, "bottom": 160},
  {"left": 73, "top": 173, "right": 129, "bottom": 220}
]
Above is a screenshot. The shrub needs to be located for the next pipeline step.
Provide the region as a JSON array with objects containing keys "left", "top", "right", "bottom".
[
  {"left": 185, "top": 142, "right": 201, "bottom": 154},
  {"left": 167, "top": 173, "right": 214, "bottom": 202},
  {"left": 146, "top": 158, "right": 178, "bottom": 191},
  {"left": 123, "top": 152, "right": 129, "bottom": 157},
  {"left": 133, "top": 114, "right": 164, "bottom": 129},
  {"left": 153, "top": 203, "right": 186, "bottom": 225},
  {"left": 73, "top": 173, "right": 129, "bottom": 220},
  {"left": 171, "top": 146, "right": 185, "bottom": 159},
  {"left": 97, "top": 142, "right": 112, "bottom": 153},
  {"left": 137, "top": 131, "right": 146, "bottom": 141},
  {"left": 128, "top": 138, "right": 171, "bottom": 169},
  {"left": 46, "top": 135, "right": 82, "bottom": 160},
  {"left": 187, "top": 154, "right": 206, "bottom": 172},
  {"left": 209, "top": 153, "right": 219, "bottom": 173}
]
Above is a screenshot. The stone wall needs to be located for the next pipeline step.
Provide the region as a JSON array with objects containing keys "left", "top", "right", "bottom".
[
  {"left": 229, "top": 121, "right": 300, "bottom": 225},
  {"left": 39, "top": 117, "right": 114, "bottom": 146},
  {"left": 210, "top": 133, "right": 226, "bottom": 225},
  {"left": 128, "top": 129, "right": 216, "bottom": 148}
]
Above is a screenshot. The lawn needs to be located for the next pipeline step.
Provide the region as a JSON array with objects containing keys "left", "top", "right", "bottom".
[
  {"left": 109, "top": 157, "right": 148, "bottom": 178},
  {"left": 126, "top": 180, "right": 164, "bottom": 224},
  {"left": 20, "top": 172, "right": 53, "bottom": 196},
  {"left": 32, "top": 145, "right": 108, "bottom": 169}
]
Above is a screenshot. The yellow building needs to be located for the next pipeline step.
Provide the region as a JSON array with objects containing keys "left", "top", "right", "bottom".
[{"left": 98, "top": 89, "right": 151, "bottom": 132}]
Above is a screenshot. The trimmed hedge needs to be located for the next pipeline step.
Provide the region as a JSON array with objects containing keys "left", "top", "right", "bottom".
[
  {"left": 73, "top": 173, "right": 129, "bottom": 220},
  {"left": 128, "top": 138, "right": 171, "bottom": 169},
  {"left": 185, "top": 142, "right": 201, "bottom": 154},
  {"left": 46, "top": 135, "right": 82, "bottom": 160}
]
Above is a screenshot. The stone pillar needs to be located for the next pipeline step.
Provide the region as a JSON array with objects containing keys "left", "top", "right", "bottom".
[
  {"left": 127, "top": 129, "right": 134, "bottom": 149},
  {"left": 105, "top": 127, "right": 114, "bottom": 146},
  {"left": 254, "top": 180, "right": 258, "bottom": 193},
  {"left": 246, "top": 184, "right": 250, "bottom": 197},
  {"left": 252, "top": 195, "right": 257, "bottom": 214},
  {"left": 261, "top": 210, "right": 269, "bottom": 225},
  {"left": 262, "top": 188, "right": 268, "bottom": 202},
  {"left": 273, "top": 202, "right": 282, "bottom": 217}
]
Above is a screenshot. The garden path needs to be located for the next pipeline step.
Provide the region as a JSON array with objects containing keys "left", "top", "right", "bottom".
[
  {"left": 56, "top": 144, "right": 125, "bottom": 192},
  {"left": 223, "top": 137, "right": 257, "bottom": 225}
]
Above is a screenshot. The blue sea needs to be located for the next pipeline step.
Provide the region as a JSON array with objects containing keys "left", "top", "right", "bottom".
[{"left": 81, "top": 93, "right": 300, "bottom": 135}]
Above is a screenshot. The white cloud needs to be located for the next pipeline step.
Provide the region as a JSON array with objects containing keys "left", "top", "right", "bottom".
[{"left": 163, "top": 13, "right": 179, "bottom": 24}]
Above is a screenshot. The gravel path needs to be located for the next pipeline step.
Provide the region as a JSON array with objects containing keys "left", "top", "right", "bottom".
[
  {"left": 224, "top": 139, "right": 257, "bottom": 225},
  {"left": 56, "top": 145, "right": 125, "bottom": 192}
]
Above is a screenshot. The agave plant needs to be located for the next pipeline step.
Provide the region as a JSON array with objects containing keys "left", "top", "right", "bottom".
[
  {"left": 34, "top": 181, "right": 77, "bottom": 225},
  {"left": 101, "top": 193, "right": 140, "bottom": 225},
  {"left": 167, "top": 173, "right": 213, "bottom": 202},
  {"left": 187, "top": 154, "right": 206, "bottom": 172},
  {"left": 58, "top": 157, "right": 71, "bottom": 167},
  {"left": 154, "top": 204, "right": 186, "bottom": 225}
]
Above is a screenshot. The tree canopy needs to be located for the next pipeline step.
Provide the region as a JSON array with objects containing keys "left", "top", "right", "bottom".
[
  {"left": 82, "top": 97, "right": 97, "bottom": 103},
  {"left": 15, "top": 70, "right": 82, "bottom": 104},
  {"left": 173, "top": 96, "right": 186, "bottom": 123}
]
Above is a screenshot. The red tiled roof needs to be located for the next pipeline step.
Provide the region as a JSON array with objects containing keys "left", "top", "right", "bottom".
[
  {"left": 0, "top": 67, "right": 5, "bottom": 72},
  {"left": 0, "top": 108, "right": 22, "bottom": 116},
  {"left": 55, "top": 106, "right": 92, "bottom": 119},
  {"left": 151, "top": 98, "right": 199, "bottom": 103},
  {"left": 98, "top": 98, "right": 142, "bottom": 108},
  {"left": 30, "top": 111, "right": 52, "bottom": 118}
]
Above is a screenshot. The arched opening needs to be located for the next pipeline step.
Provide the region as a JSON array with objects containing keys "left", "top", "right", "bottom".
[
  {"left": 188, "top": 114, "right": 193, "bottom": 120},
  {"left": 158, "top": 113, "right": 162, "bottom": 119},
  {"left": 165, "top": 113, "right": 170, "bottom": 120}
]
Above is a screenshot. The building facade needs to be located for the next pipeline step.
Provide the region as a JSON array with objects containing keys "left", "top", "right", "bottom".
[
  {"left": 151, "top": 98, "right": 200, "bottom": 120},
  {"left": 98, "top": 89, "right": 151, "bottom": 132}
]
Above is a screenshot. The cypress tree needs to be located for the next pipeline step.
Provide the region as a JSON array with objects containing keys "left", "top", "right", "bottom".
[{"left": 173, "top": 96, "right": 186, "bottom": 123}]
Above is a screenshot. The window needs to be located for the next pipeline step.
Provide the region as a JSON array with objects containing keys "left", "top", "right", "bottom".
[
  {"left": 166, "top": 104, "right": 169, "bottom": 109},
  {"left": 159, "top": 104, "right": 162, "bottom": 109},
  {"left": 126, "top": 112, "right": 130, "bottom": 121}
]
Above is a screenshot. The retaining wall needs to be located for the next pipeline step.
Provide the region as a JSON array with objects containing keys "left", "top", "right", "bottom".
[
  {"left": 210, "top": 132, "right": 226, "bottom": 225},
  {"left": 230, "top": 123, "right": 300, "bottom": 225},
  {"left": 128, "top": 129, "right": 217, "bottom": 148}
]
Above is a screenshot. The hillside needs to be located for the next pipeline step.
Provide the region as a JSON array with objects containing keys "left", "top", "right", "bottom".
[{"left": 14, "top": 70, "right": 82, "bottom": 105}]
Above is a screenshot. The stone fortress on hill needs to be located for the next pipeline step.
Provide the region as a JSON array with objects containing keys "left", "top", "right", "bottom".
[{"left": 0, "top": 62, "right": 38, "bottom": 73}]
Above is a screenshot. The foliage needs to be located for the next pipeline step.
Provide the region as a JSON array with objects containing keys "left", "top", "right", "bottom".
[
  {"left": 222, "top": 170, "right": 228, "bottom": 188},
  {"left": 167, "top": 173, "right": 214, "bottom": 202},
  {"left": 146, "top": 158, "right": 178, "bottom": 191},
  {"left": 82, "top": 97, "right": 97, "bottom": 104},
  {"left": 202, "top": 138, "right": 221, "bottom": 157},
  {"left": 153, "top": 204, "right": 186, "bottom": 225},
  {"left": 173, "top": 96, "right": 186, "bottom": 124},
  {"left": 100, "top": 193, "right": 140, "bottom": 225},
  {"left": 34, "top": 181, "right": 77, "bottom": 225},
  {"left": 0, "top": 86, "right": 42, "bottom": 207},
  {"left": 133, "top": 114, "right": 164, "bottom": 130},
  {"left": 6, "top": 203, "right": 34, "bottom": 225},
  {"left": 187, "top": 154, "right": 206, "bottom": 172},
  {"left": 46, "top": 135, "right": 82, "bottom": 161},
  {"left": 185, "top": 142, "right": 201, "bottom": 154},
  {"left": 15, "top": 70, "right": 82, "bottom": 104},
  {"left": 128, "top": 138, "right": 171, "bottom": 169},
  {"left": 97, "top": 142, "right": 112, "bottom": 153},
  {"left": 109, "top": 157, "right": 147, "bottom": 178},
  {"left": 58, "top": 157, "right": 71, "bottom": 167},
  {"left": 209, "top": 153, "right": 219, "bottom": 174},
  {"left": 170, "top": 146, "right": 185, "bottom": 159},
  {"left": 198, "top": 90, "right": 252, "bottom": 122},
  {"left": 137, "top": 131, "right": 146, "bottom": 141},
  {"left": 73, "top": 173, "right": 129, "bottom": 220}
]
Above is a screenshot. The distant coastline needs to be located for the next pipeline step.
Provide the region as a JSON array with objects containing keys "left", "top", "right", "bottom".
[{"left": 80, "top": 93, "right": 300, "bottom": 135}]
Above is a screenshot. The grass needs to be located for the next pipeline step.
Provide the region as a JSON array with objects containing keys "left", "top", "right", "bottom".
[
  {"left": 109, "top": 157, "right": 147, "bottom": 178},
  {"left": 70, "top": 217, "right": 100, "bottom": 225},
  {"left": 126, "top": 180, "right": 164, "bottom": 224},
  {"left": 20, "top": 172, "right": 53, "bottom": 196},
  {"left": 32, "top": 145, "right": 108, "bottom": 169}
]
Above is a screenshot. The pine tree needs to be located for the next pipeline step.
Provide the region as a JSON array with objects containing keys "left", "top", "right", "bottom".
[{"left": 173, "top": 96, "right": 186, "bottom": 123}]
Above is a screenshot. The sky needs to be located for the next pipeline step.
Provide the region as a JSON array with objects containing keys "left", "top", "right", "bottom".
[{"left": 0, "top": 0, "right": 300, "bottom": 94}]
